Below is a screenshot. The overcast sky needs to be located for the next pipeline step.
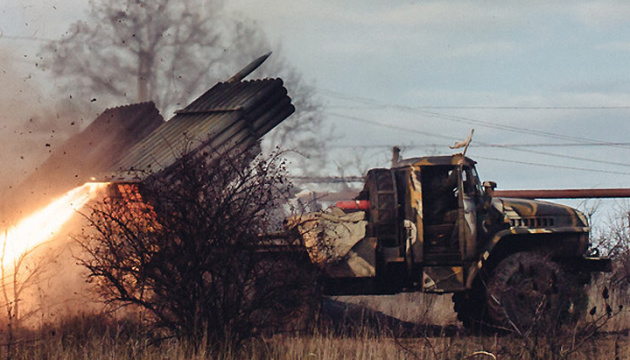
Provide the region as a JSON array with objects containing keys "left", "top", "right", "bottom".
[{"left": 3, "top": 1, "right": 630, "bottom": 220}]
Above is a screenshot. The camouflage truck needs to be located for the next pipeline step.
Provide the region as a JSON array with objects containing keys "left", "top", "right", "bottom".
[{"left": 289, "top": 153, "right": 611, "bottom": 332}]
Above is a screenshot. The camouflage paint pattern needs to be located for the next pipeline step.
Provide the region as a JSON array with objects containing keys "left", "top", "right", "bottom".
[{"left": 290, "top": 153, "right": 606, "bottom": 294}]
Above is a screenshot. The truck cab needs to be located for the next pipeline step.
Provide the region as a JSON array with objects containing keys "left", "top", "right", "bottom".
[{"left": 364, "top": 154, "right": 485, "bottom": 293}]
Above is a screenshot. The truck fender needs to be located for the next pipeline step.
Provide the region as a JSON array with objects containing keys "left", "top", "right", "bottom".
[{"left": 465, "top": 226, "right": 589, "bottom": 288}]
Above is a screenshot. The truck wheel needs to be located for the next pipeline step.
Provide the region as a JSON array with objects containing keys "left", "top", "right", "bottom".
[{"left": 486, "top": 251, "right": 582, "bottom": 334}]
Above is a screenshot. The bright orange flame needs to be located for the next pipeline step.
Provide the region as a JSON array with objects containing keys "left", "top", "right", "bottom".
[{"left": 0, "top": 182, "right": 109, "bottom": 266}]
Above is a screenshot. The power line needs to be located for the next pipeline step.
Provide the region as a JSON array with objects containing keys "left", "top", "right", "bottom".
[
  {"left": 318, "top": 89, "right": 630, "bottom": 110},
  {"left": 420, "top": 110, "right": 630, "bottom": 150},
  {"left": 483, "top": 144, "right": 630, "bottom": 169},
  {"left": 327, "top": 112, "right": 630, "bottom": 170},
  {"left": 323, "top": 88, "right": 630, "bottom": 169},
  {"left": 290, "top": 176, "right": 365, "bottom": 183},
  {"left": 290, "top": 156, "right": 630, "bottom": 181},
  {"left": 329, "top": 112, "right": 460, "bottom": 142},
  {"left": 330, "top": 142, "right": 630, "bottom": 149},
  {"left": 421, "top": 106, "right": 630, "bottom": 109},
  {"left": 329, "top": 144, "right": 443, "bottom": 149},
  {"left": 319, "top": 88, "right": 630, "bottom": 150},
  {"left": 480, "top": 142, "right": 630, "bottom": 148},
  {"left": 475, "top": 155, "right": 630, "bottom": 176}
]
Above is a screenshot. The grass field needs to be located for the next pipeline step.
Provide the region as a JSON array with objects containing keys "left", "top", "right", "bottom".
[
  {"left": 0, "top": 279, "right": 628, "bottom": 359},
  {"left": 1, "top": 319, "right": 628, "bottom": 359}
]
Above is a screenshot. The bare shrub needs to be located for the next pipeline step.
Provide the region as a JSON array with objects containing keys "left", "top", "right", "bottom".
[{"left": 76, "top": 149, "right": 319, "bottom": 351}]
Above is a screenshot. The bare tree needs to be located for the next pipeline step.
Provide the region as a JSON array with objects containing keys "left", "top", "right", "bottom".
[
  {"left": 40, "top": 0, "right": 328, "bottom": 174},
  {"left": 76, "top": 149, "right": 319, "bottom": 350}
]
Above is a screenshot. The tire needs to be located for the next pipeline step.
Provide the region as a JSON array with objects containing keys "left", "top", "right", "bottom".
[{"left": 485, "top": 251, "right": 584, "bottom": 334}]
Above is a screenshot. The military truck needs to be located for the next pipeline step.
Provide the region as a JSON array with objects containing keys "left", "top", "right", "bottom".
[{"left": 289, "top": 153, "right": 611, "bottom": 332}]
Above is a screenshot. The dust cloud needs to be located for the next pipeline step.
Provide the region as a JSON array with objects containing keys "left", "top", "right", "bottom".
[
  {"left": 0, "top": 49, "right": 85, "bottom": 199},
  {"left": 0, "top": 49, "right": 108, "bottom": 326}
]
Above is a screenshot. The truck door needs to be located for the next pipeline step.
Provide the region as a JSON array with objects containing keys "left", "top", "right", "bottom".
[
  {"left": 421, "top": 165, "right": 460, "bottom": 264},
  {"left": 420, "top": 164, "right": 467, "bottom": 292}
]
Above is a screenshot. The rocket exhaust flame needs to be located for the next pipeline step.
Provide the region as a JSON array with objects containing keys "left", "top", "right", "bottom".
[{"left": 0, "top": 182, "right": 109, "bottom": 267}]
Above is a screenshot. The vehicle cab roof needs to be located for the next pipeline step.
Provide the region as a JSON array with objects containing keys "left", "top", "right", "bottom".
[{"left": 393, "top": 153, "right": 476, "bottom": 168}]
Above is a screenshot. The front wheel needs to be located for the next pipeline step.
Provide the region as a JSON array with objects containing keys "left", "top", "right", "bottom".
[{"left": 485, "top": 251, "right": 585, "bottom": 334}]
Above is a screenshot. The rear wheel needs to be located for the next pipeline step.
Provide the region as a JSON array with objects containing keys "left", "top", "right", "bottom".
[{"left": 485, "top": 251, "right": 584, "bottom": 334}]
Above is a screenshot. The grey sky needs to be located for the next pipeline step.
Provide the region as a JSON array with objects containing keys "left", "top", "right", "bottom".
[
  {"left": 3, "top": 1, "right": 630, "bottom": 219},
  {"left": 225, "top": 1, "right": 630, "bottom": 190}
]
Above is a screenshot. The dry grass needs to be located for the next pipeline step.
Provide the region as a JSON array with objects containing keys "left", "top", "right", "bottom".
[
  {"left": 0, "top": 281, "right": 628, "bottom": 359},
  {"left": 2, "top": 327, "right": 626, "bottom": 360},
  {"left": 267, "top": 332, "right": 630, "bottom": 360}
]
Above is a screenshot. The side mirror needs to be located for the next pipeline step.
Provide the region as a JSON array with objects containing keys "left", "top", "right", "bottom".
[{"left": 482, "top": 181, "right": 497, "bottom": 205}]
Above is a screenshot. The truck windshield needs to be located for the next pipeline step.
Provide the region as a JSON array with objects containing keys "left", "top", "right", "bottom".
[{"left": 463, "top": 166, "right": 482, "bottom": 196}]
